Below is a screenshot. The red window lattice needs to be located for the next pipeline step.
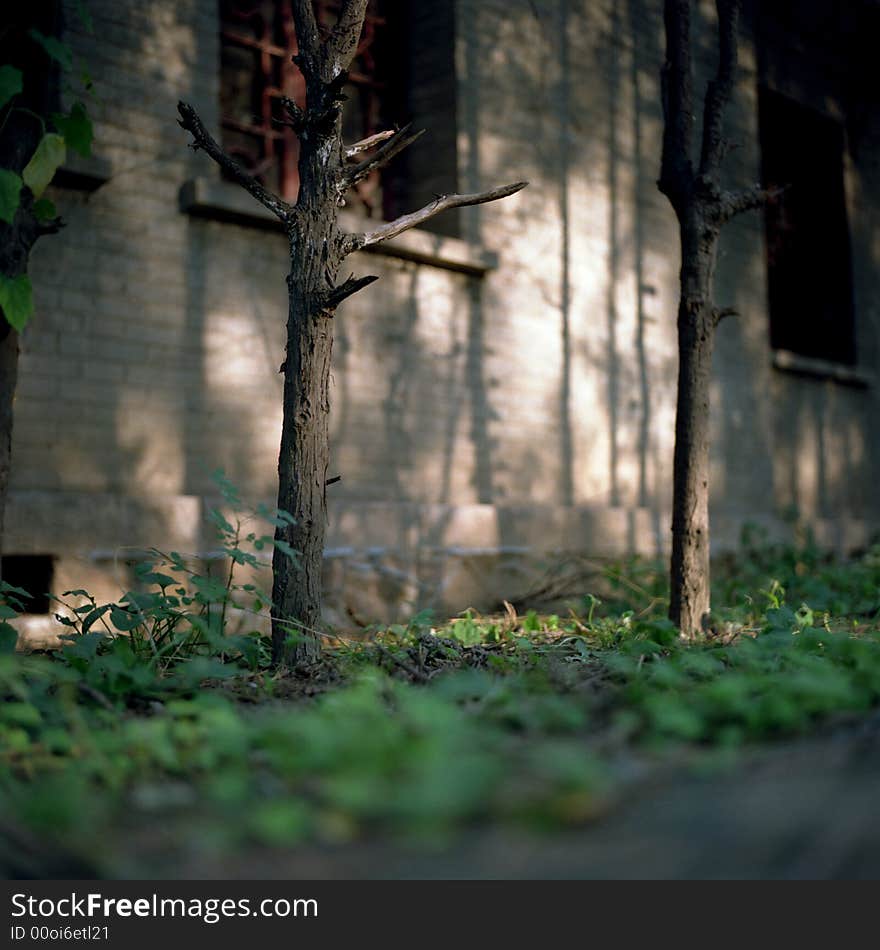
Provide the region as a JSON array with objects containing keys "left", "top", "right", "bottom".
[{"left": 219, "top": 0, "right": 391, "bottom": 214}]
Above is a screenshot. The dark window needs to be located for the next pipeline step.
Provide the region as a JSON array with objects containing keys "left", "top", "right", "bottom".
[
  {"left": 219, "top": 0, "right": 396, "bottom": 217},
  {"left": 759, "top": 89, "right": 856, "bottom": 365},
  {"left": 388, "top": 1, "right": 459, "bottom": 236},
  {"left": 1, "top": 555, "right": 53, "bottom": 614}
]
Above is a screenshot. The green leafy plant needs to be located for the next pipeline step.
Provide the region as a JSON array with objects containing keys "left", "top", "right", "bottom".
[
  {"left": 0, "top": 579, "right": 30, "bottom": 653},
  {"left": 43, "top": 471, "right": 299, "bottom": 700},
  {"left": 0, "top": 20, "right": 94, "bottom": 330}
]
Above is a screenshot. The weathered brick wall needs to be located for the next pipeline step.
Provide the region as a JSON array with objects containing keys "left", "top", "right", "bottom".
[
  {"left": 452, "top": 0, "right": 880, "bottom": 541},
  {"left": 8, "top": 0, "right": 880, "bottom": 636}
]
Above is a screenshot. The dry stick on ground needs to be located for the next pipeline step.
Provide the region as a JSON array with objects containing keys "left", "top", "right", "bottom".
[
  {"left": 374, "top": 643, "right": 428, "bottom": 684},
  {"left": 659, "top": 0, "right": 779, "bottom": 638},
  {"left": 178, "top": 0, "right": 527, "bottom": 667}
]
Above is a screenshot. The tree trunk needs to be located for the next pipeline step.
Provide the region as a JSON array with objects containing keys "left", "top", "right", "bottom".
[
  {"left": 271, "top": 264, "right": 336, "bottom": 666},
  {"left": 669, "top": 226, "right": 717, "bottom": 636},
  {"left": 0, "top": 326, "right": 18, "bottom": 577},
  {"left": 269, "top": 70, "right": 346, "bottom": 666},
  {"left": 659, "top": 0, "right": 773, "bottom": 637}
]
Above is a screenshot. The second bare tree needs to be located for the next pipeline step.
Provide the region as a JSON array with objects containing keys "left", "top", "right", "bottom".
[{"left": 659, "top": 0, "right": 778, "bottom": 637}]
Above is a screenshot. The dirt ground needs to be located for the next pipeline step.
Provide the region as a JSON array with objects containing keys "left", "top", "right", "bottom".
[{"left": 91, "top": 710, "right": 880, "bottom": 881}]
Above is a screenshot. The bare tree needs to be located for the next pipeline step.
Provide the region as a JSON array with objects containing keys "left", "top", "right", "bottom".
[
  {"left": 178, "top": 0, "right": 526, "bottom": 666},
  {"left": 659, "top": 0, "right": 776, "bottom": 638}
]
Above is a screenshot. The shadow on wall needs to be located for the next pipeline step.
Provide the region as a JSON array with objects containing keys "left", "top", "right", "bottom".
[
  {"left": 322, "top": 0, "right": 681, "bottom": 621},
  {"left": 13, "top": 0, "right": 879, "bottom": 625},
  {"left": 712, "top": 0, "right": 879, "bottom": 552},
  {"left": 491, "top": 0, "right": 677, "bottom": 526}
]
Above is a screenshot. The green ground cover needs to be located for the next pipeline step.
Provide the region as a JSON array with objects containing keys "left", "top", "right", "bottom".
[{"left": 2, "top": 496, "right": 879, "bottom": 877}]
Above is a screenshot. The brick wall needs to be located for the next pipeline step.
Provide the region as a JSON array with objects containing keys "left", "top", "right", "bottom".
[{"left": 7, "top": 0, "right": 880, "bottom": 636}]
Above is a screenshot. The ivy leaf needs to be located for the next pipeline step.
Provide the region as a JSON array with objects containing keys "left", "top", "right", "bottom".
[
  {"left": 32, "top": 198, "right": 57, "bottom": 222},
  {"left": 81, "top": 604, "right": 111, "bottom": 635},
  {"left": 138, "top": 572, "right": 176, "bottom": 589},
  {"left": 52, "top": 102, "right": 92, "bottom": 157},
  {"left": 23, "top": 133, "right": 66, "bottom": 198},
  {"left": 0, "top": 65, "right": 23, "bottom": 112},
  {"left": 0, "top": 274, "right": 34, "bottom": 332},
  {"left": 109, "top": 606, "right": 143, "bottom": 633},
  {"left": 0, "top": 169, "right": 22, "bottom": 224},
  {"left": 28, "top": 30, "right": 74, "bottom": 71}
]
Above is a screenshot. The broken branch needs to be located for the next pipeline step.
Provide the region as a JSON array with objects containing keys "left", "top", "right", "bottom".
[
  {"left": 719, "top": 183, "right": 784, "bottom": 222},
  {"left": 713, "top": 305, "right": 738, "bottom": 325},
  {"left": 307, "top": 72, "right": 350, "bottom": 133},
  {"left": 326, "top": 274, "right": 379, "bottom": 309},
  {"left": 280, "top": 96, "right": 307, "bottom": 133},
  {"left": 342, "top": 124, "right": 425, "bottom": 190},
  {"left": 345, "top": 129, "right": 397, "bottom": 159},
  {"left": 177, "top": 101, "right": 292, "bottom": 221},
  {"left": 353, "top": 181, "right": 529, "bottom": 250}
]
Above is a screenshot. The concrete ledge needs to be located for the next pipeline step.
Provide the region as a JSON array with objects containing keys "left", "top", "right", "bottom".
[
  {"left": 179, "top": 176, "right": 497, "bottom": 275},
  {"left": 772, "top": 349, "right": 874, "bottom": 388},
  {"left": 9, "top": 491, "right": 877, "bottom": 565},
  {"left": 328, "top": 502, "right": 669, "bottom": 558},
  {"left": 7, "top": 490, "right": 879, "bottom": 641},
  {"left": 53, "top": 153, "right": 113, "bottom": 192},
  {"left": 6, "top": 490, "right": 203, "bottom": 557}
]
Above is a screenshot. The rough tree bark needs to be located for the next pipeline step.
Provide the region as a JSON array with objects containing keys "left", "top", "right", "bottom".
[
  {"left": 659, "top": 0, "right": 776, "bottom": 638},
  {"left": 178, "top": 0, "right": 526, "bottom": 666},
  {"left": 0, "top": 2, "right": 64, "bottom": 580}
]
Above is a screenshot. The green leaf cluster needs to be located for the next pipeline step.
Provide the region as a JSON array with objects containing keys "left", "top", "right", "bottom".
[{"left": 1, "top": 31, "right": 94, "bottom": 331}]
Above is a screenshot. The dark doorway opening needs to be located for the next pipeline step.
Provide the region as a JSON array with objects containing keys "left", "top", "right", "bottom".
[{"left": 1, "top": 554, "right": 54, "bottom": 614}]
